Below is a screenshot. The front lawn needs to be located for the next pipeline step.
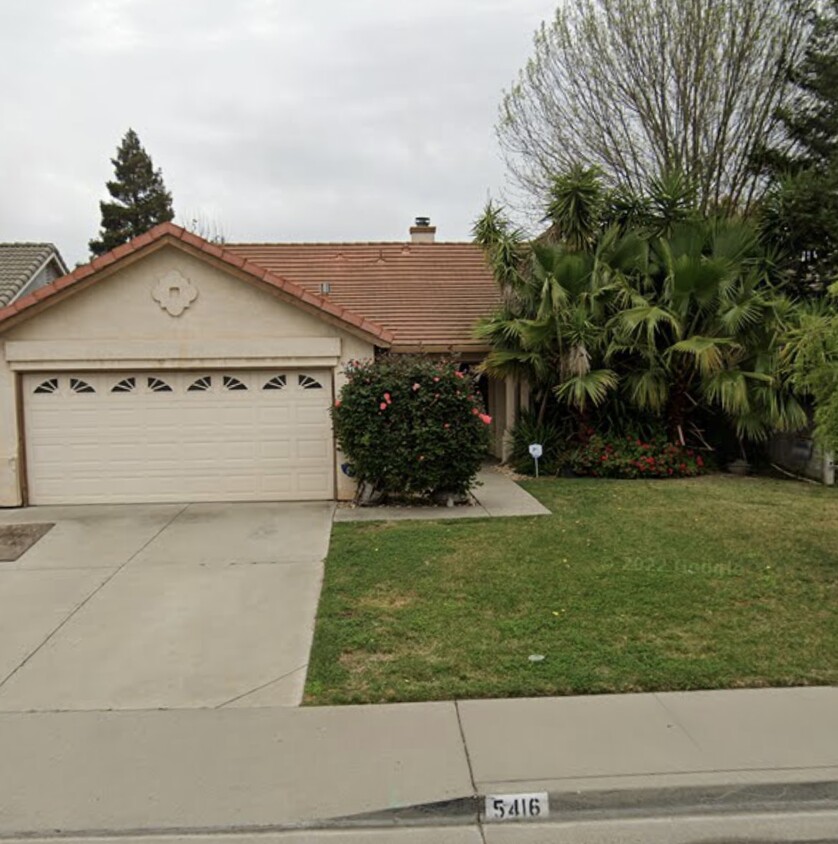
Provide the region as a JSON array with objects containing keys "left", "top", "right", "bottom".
[{"left": 304, "top": 475, "right": 838, "bottom": 705}]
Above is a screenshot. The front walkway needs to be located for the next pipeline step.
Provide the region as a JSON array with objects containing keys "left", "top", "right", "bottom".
[{"left": 334, "top": 465, "right": 550, "bottom": 522}]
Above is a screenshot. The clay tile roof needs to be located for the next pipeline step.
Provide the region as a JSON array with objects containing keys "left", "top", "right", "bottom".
[
  {"left": 224, "top": 242, "right": 500, "bottom": 352},
  {"left": 0, "top": 243, "right": 67, "bottom": 306},
  {"left": 0, "top": 224, "right": 394, "bottom": 345}
]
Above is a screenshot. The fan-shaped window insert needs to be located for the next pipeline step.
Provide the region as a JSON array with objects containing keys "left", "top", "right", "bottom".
[
  {"left": 223, "top": 375, "right": 248, "bottom": 391},
  {"left": 33, "top": 378, "right": 59, "bottom": 395},
  {"left": 187, "top": 376, "right": 212, "bottom": 392},
  {"left": 70, "top": 378, "right": 96, "bottom": 394},
  {"left": 147, "top": 377, "right": 173, "bottom": 393},
  {"left": 263, "top": 375, "right": 287, "bottom": 391},
  {"left": 298, "top": 374, "right": 323, "bottom": 390},
  {"left": 111, "top": 377, "right": 136, "bottom": 393}
]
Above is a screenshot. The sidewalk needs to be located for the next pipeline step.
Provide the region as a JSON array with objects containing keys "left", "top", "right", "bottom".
[{"left": 2, "top": 686, "right": 837, "bottom": 840}]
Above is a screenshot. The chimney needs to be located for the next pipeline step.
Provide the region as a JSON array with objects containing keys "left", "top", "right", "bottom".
[{"left": 410, "top": 216, "right": 436, "bottom": 244}]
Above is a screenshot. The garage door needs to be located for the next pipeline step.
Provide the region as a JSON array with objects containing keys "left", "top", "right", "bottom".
[{"left": 22, "top": 370, "right": 334, "bottom": 504}]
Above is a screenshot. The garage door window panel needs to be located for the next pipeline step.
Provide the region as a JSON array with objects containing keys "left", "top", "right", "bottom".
[
  {"left": 111, "top": 377, "right": 137, "bottom": 393},
  {"left": 187, "top": 376, "right": 213, "bottom": 392},
  {"left": 263, "top": 375, "right": 287, "bottom": 391}
]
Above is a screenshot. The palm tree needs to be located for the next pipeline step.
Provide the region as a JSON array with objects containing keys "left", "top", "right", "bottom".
[
  {"left": 607, "top": 216, "right": 807, "bottom": 442},
  {"left": 474, "top": 204, "right": 618, "bottom": 422},
  {"left": 473, "top": 183, "right": 807, "bottom": 445}
]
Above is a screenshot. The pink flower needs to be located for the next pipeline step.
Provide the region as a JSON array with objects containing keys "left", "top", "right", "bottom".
[
  {"left": 443, "top": 423, "right": 450, "bottom": 429},
  {"left": 472, "top": 407, "right": 479, "bottom": 415},
  {"left": 412, "top": 382, "right": 421, "bottom": 391},
  {"left": 334, "top": 399, "right": 342, "bottom": 408},
  {"left": 433, "top": 376, "right": 440, "bottom": 382},
  {"left": 455, "top": 371, "right": 464, "bottom": 379},
  {"left": 479, "top": 413, "right": 492, "bottom": 425},
  {"left": 418, "top": 455, "right": 425, "bottom": 461},
  {"left": 379, "top": 402, "right": 387, "bottom": 410},
  {"left": 384, "top": 392, "right": 392, "bottom": 404}
]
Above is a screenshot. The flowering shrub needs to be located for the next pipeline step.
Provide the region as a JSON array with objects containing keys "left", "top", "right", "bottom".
[
  {"left": 570, "top": 432, "right": 706, "bottom": 478},
  {"left": 332, "top": 356, "right": 491, "bottom": 498}
]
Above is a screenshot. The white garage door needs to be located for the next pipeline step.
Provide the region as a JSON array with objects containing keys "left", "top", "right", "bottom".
[{"left": 23, "top": 370, "right": 334, "bottom": 504}]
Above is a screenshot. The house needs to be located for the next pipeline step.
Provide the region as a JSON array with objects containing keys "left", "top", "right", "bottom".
[
  {"left": 0, "top": 243, "right": 68, "bottom": 308},
  {"left": 0, "top": 221, "right": 521, "bottom": 507}
]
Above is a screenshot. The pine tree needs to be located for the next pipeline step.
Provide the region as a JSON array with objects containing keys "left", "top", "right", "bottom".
[
  {"left": 758, "top": 2, "right": 838, "bottom": 296},
  {"left": 781, "top": 0, "right": 838, "bottom": 169},
  {"left": 89, "top": 129, "right": 175, "bottom": 257}
]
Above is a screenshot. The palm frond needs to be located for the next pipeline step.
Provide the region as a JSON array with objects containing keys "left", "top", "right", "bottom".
[
  {"left": 702, "top": 370, "right": 751, "bottom": 415},
  {"left": 670, "top": 336, "right": 737, "bottom": 376},
  {"left": 616, "top": 304, "right": 682, "bottom": 344},
  {"left": 554, "top": 369, "right": 618, "bottom": 410},
  {"left": 624, "top": 369, "right": 670, "bottom": 412}
]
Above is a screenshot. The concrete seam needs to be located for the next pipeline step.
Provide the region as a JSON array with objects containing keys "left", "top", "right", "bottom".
[
  {"left": 475, "top": 763, "right": 838, "bottom": 787},
  {"left": 455, "top": 699, "right": 484, "bottom": 841},
  {"left": 214, "top": 662, "right": 309, "bottom": 709},
  {"left": 652, "top": 692, "right": 703, "bottom": 752},
  {"left": 0, "top": 503, "right": 191, "bottom": 693},
  {"left": 0, "top": 820, "right": 474, "bottom": 840},
  {"left": 0, "top": 566, "right": 123, "bottom": 572}
]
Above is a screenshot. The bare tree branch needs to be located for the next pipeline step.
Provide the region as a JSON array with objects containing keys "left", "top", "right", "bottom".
[{"left": 498, "top": 0, "right": 813, "bottom": 215}]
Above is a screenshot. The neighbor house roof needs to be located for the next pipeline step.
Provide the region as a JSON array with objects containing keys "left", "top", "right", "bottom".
[
  {"left": 224, "top": 242, "right": 500, "bottom": 353},
  {"left": 0, "top": 243, "right": 68, "bottom": 307},
  {"left": 0, "top": 224, "right": 394, "bottom": 346}
]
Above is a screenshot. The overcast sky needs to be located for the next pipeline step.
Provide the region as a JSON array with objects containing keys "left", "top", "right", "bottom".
[{"left": 0, "top": 0, "right": 555, "bottom": 266}]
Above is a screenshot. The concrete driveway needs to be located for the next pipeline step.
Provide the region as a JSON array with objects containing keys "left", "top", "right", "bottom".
[{"left": 0, "top": 501, "right": 333, "bottom": 711}]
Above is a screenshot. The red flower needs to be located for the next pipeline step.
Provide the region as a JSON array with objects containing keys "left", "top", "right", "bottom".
[
  {"left": 697, "top": 456, "right": 704, "bottom": 467},
  {"left": 384, "top": 392, "right": 392, "bottom": 404},
  {"left": 478, "top": 413, "right": 492, "bottom": 425},
  {"left": 379, "top": 402, "right": 387, "bottom": 410}
]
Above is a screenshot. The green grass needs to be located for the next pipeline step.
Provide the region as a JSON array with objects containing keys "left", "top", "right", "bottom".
[{"left": 304, "top": 475, "right": 838, "bottom": 705}]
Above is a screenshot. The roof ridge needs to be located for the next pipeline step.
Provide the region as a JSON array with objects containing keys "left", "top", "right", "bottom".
[
  {"left": 226, "top": 241, "right": 478, "bottom": 247},
  {"left": 0, "top": 242, "right": 57, "bottom": 248}
]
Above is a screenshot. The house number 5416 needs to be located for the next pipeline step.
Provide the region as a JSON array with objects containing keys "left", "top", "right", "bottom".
[{"left": 484, "top": 792, "right": 549, "bottom": 821}]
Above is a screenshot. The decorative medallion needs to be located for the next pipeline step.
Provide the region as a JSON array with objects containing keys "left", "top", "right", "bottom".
[{"left": 151, "top": 270, "right": 198, "bottom": 317}]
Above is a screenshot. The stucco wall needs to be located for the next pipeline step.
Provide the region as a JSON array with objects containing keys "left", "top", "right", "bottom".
[{"left": 0, "top": 245, "right": 374, "bottom": 505}]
